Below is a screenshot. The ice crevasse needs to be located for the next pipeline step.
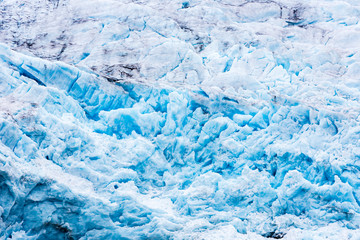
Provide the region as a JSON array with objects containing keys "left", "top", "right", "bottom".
[{"left": 1, "top": 0, "right": 360, "bottom": 239}]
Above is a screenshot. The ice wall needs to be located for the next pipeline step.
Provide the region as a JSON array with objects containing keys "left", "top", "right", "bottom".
[{"left": 0, "top": 0, "right": 360, "bottom": 239}]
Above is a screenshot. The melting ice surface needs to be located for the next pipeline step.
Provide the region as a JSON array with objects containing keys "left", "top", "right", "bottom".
[{"left": 1, "top": 0, "right": 360, "bottom": 239}]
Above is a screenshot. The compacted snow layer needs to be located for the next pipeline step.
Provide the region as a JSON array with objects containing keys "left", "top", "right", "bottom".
[{"left": 1, "top": 0, "right": 360, "bottom": 239}]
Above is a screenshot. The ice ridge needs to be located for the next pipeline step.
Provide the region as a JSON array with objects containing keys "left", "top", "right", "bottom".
[{"left": 0, "top": 42, "right": 360, "bottom": 239}]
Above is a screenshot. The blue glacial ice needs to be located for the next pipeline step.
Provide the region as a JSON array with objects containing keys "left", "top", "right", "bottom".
[{"left": 1, "top": 0, "right": 360, "bottom": 239}]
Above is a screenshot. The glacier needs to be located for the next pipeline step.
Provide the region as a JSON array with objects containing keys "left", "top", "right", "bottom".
[{"left": 1, "top": 0, "right": 360, "bottom": 239}]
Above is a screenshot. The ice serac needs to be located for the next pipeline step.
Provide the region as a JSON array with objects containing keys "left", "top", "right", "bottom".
[{"left": 1, "top": 0, "right": 360, "bottom": 239}]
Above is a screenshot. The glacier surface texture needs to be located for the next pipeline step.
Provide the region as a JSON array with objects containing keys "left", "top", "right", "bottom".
[{"left": 1, "top": 0, "right": 360, "bottom": 239}]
